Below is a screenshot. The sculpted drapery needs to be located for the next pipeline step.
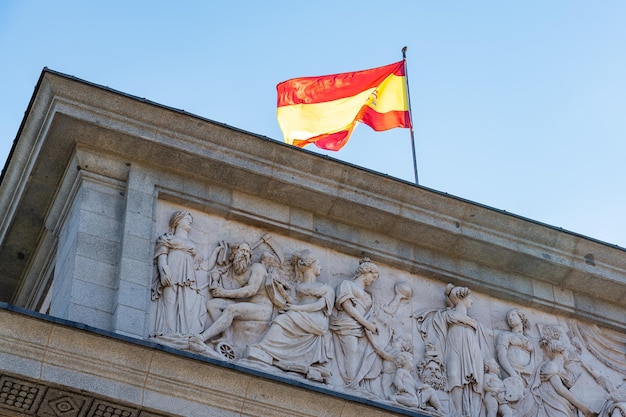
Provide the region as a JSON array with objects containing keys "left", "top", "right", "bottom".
[
  {"left": 524, "top": 334, "right": 595, "bottom": 417},
  {"left": 147, "top": 211, "right": 624, "bottom": 416},
  {"left": 330, "top": 258, "right": 381, "bottom": 388},
  {"left": 415, "top": 284, "right": 487, "bottom": 417},
  {"left": 331, "top": 272, "right": 376, "bottom": 387},
  {"left": 151, "top": 211, "right": 205, "bottom": 336},
  {"left": 252, "top": 250, "right": 335, "bottom": 382},
  {"left": 255, "top": 281, "right": 334, "bottom": 364}
]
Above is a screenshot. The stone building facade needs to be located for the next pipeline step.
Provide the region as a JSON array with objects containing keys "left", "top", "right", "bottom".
[{"left": 1, "top": 69, "right": 625, "bottom": 417}]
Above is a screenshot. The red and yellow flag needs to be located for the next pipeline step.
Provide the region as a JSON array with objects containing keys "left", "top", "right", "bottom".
[{"left": 276, "top": 61, "right": 411, "bottom": 151}]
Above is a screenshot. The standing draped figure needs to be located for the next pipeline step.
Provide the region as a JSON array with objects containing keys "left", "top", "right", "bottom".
[
  {"left": 330, "top": 258, "right": 380, "bottom": 389},
  {"left": 151, "top": 210, "right": 205, "bottom": 336},
  {"left": 414, "top": 283, "right": 487, "bottom": 417}
]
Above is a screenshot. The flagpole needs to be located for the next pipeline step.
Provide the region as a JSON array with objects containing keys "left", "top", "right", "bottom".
[{"left": 402, "top": 46, "right": 419, "bottom": 185}]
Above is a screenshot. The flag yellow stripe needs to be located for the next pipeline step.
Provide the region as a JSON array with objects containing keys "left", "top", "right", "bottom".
[
  {"left": 278, "top": 88, "right": 374, "bottom": 142},
  {"left": 365, "top": 73, "right": 409, "bottom": 113}
]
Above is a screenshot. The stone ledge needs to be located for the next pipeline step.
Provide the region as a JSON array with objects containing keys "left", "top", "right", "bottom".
[{"left": 0, "top": 305, "right": 417, "bottom": 417}]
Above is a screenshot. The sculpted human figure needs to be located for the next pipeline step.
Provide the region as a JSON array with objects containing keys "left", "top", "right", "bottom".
[
  {"left": 483, "top": 358, "right": 513, "bottom": 417},
  {"left": 390, "top": 351, "right": 444, "bottom": 415},
  {"left": 417, "top": 352, "right": 448, "bottom": 394},
  {"left": 378, "top": 335, "right": 414, "bottom": 399},
  {"left": 151, "top": 211, "right": 205, "bottom": 336},
  {"left": 414, "top": 283, "right": 486, "bottom": 417},
  {"left": 330, "top": 258, "right": 380, "bottom": 386},
  {"left": 496, "top": 308, "right": 535, "bottom": 385},
  {"left": 528, "top": 331, "right": 596, "bottom": 417},
  {"left": 249, "top": 250, "right": 335, "bottom": 383},
  {"left": 193, "top": 241, "right": 273, "bottom": 345}
]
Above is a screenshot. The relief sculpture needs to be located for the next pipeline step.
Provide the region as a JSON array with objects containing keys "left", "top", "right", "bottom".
[
  {"left": 188, "top": 235, "right": 289, "bottom": 359},
  {"left": 191, "top": 239, "right": 273, "bottom": 358},
  {"left": 414, "top": 284, "right": 489, "bottom": 417},
  {"left": 331, "top": 257, "right": 380, "bottom": 388},
  {"left": 525, "top": 326, "right": 595, "bottom": 417},
  {"left": 483, "top": 358, "right": 514, "bottom": 417},
  {"left": 391, "top": 350, "right": 445, "bottom": 415},
  {"left": 496, "top": 309, "right": 536, "bottom": 386},
  {"left": 247, "top": 250, "right": 335, "bottom": 383},
  {"left": 150, "top": 211, "right": 206, "bottom": 347},
  {"left": 147, "top": 208, "right": 626, "bottom": 417},
  {"left": 330, "top": 259, "right": 413, "bottom": 397}
]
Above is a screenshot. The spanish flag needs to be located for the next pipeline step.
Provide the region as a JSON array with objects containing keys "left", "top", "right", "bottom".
[{"left": 277, "top": 61, "right": 411, "bottom": 151}]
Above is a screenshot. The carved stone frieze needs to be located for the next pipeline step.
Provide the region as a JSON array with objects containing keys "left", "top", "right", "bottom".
[{"left": 145, "top": 204, "right": 626, "bottom": 417}]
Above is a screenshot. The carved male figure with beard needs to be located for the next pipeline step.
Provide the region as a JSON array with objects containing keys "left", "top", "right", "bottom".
[
  {"left": 194, "top": 242, "right": 273, "bottom": 344},
  {"left": 417, "top": 354, "right": 447, "bottom": 393}
]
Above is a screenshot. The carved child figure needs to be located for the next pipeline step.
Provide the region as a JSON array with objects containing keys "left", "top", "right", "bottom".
[
  {"left": 379, "top": 335, "right": 414, "bottom": 399},
  {"left": 483, "top": 358, "right": 513, "bottom": 417},
  {"left": 391, "top": 351, "right": 444, "bottom": 415}
]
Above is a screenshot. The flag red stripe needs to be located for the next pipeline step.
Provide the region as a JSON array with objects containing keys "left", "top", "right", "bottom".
[
  {"left": 293, "top": 130, "right": 351, "bottom": 151},
  {"left": 359, "top": 108, "right": 412, "bottom": 131},
  {"left": 277, "top": 61, "right": 405, "bottom": 107}
]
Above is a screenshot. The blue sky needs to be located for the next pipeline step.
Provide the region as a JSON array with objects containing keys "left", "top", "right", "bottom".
[{"left": 1, "top": 1, "right": 626, "bottom": 248}]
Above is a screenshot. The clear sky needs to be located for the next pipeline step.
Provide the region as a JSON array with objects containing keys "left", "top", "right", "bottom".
[{"left": 1, "top": 1, "right": 625, "bottom": 248}]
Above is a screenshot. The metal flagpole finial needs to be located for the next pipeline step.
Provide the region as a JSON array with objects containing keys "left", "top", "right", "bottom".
[{"left": 402, "top": 46, "right": 408, "bottom": 58}]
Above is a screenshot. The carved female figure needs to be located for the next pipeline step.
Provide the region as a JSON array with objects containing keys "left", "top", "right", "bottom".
[
  {"left": 414, "top": 283, "right": 486, "bottom": 417},
  {"left": 151, "top": 211, "right": 205, "bottom": 336},
  {"left": 529, "top": 334, "right": 595, "bottom": 417},
  {"left": 251, "top": 250, "right": 335, "bottom": 383},
  {"left": 330, "top": 258, "right": 380, "bottom": 387},
  {"left": 496, "top": 308, "right": 535, "bottom": 385}
]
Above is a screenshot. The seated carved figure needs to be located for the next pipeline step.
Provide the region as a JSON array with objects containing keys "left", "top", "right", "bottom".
[
  {"left": 191, "top": 242, "right": 274, "bottom": 354},
  {"left": 248, "top": 250, "right": 335, "bottom": 383},
  {"left": 378, "top": 335, "right": 414, "bottom": 400}
]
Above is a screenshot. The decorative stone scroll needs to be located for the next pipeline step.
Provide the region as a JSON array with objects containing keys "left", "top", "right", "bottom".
[{"left": 147, "top": 206, "right": 626, "bottom": 417}]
